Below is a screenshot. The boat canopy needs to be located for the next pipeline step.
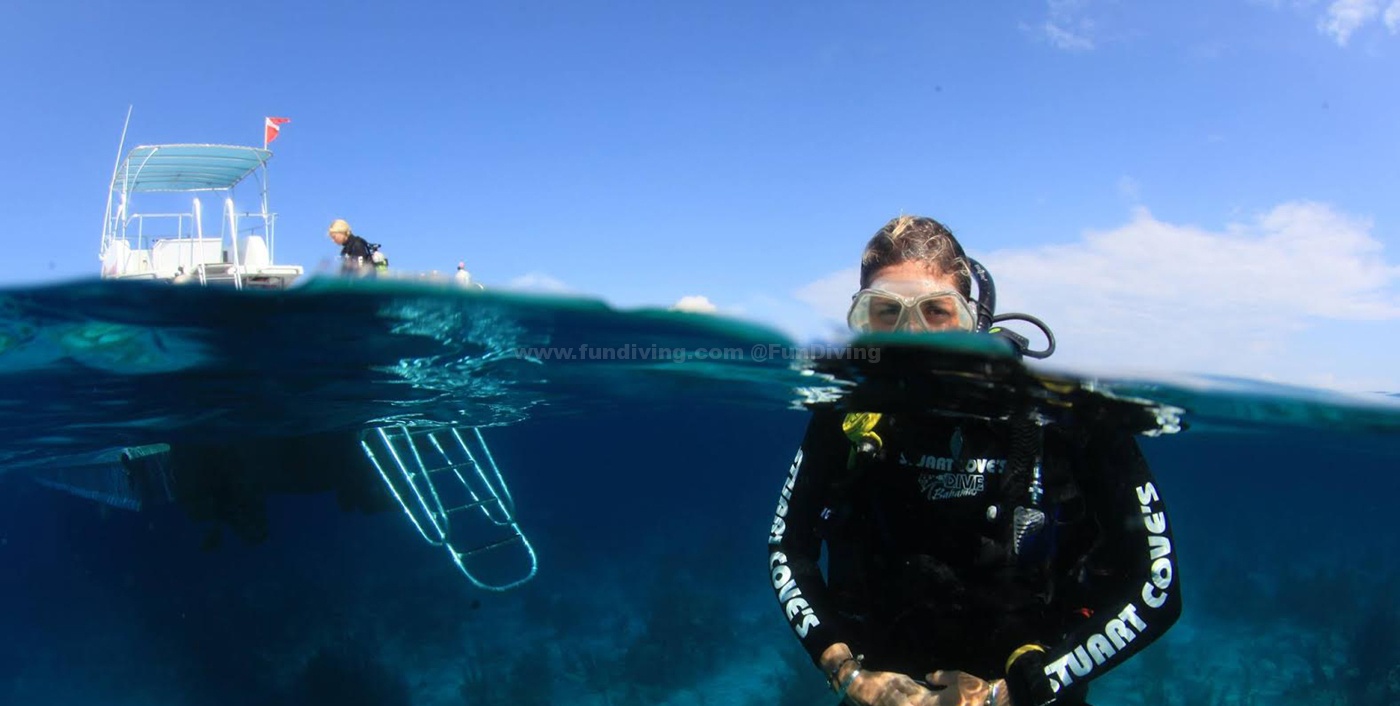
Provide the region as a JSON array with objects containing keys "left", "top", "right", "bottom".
[{"left": 115, "top": 144, "right": 272, "bottom": 193}]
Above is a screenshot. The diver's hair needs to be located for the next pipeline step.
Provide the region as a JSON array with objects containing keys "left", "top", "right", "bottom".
[{"left": 859, "top": 215, "right": 972, "bottom": 296}]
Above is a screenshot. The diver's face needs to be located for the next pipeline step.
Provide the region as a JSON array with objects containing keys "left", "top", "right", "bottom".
[
  {"left": 851, "top": 262, "right": 973, "bottom": 333},
  {"left": 328, "top": 230, "right": 348, "bottom": 245}
]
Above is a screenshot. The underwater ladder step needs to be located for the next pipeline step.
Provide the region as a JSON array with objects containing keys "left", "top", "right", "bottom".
[{"left": 359, "top": 425, "right": 539, "bottom": 592}]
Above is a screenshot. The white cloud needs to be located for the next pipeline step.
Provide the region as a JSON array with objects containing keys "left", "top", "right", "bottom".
[
  {"left": 1259, "top": 0, "right": 1399, "bottom": 44},
  {"left": 983, "top": 203, "right": 1397, "bottom": 384},
  {"left": 732, "top": 287, "right": 850, "bottom": 344},
  {"left": 506, "top": 272, "right": 573, "bottom": 293},
  {"left": 670, "top": 295, "right": 718, "bottom": 314},
  {"left": 1042, "top": 0, "right": 1096, "bottom": 51},
  {"left": 794, "top": 266, "right": 859, "bottom": 324},
  {"left": 1043, "top": 22, "right": 1095, "bottom": 51},
  {"left": 1318, "top": 0, "right": 1382, "bottom": 45},
  {"left": 787, "top": 202, "right": 1399, "bottom": 392}
]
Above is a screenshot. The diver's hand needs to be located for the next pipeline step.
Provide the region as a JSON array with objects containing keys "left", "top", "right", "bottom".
[
  {"left": 817, "top": 644, "right": 978, "bottom": 706},
  {"left": 843, "top": 669, "right": 942, "bottom": 706},
  {"left": 921, "top": 671, "right": 1007, "bottom": 706},
  {"left": 820, "top": 644, "right": 930, "bottom": 706}
]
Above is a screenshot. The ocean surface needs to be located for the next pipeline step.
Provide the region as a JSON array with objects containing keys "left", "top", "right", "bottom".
[{"left": 0, "top": 277, "right": 1396, "bottom": 706}]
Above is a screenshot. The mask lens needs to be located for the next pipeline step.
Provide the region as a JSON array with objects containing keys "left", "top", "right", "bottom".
[
  {"left": 849, "top": 291, "right": 909, "bottom": 332},
  {"left": 915, "top": 294, "right": 973, "bottom": 331}
]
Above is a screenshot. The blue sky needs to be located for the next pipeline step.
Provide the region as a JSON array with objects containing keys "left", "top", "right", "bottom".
[{"left": 1, "top": 1, "right": 1396, "bottom": 391}]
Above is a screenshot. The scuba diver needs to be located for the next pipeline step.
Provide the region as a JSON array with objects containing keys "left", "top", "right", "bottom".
[
  {"left": 768, "top": 216, "right": 1181, "bottom": 706},
  {"left": 327, "top": 219, "right": 388, "bottom": 274}
]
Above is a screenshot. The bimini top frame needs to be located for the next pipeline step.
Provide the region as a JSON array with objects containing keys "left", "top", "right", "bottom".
[
  {"left": 101, "top": 144, "right": 275, "bottom": 263},
  {"left": 101, "top": 143, "right": 301, "bottom": 289},
  {"left": 115, "top": 143, "right": 271, "bottom": 193}
]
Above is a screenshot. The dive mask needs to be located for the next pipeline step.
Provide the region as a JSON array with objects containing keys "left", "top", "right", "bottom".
[{"left": 846, "top": 280, "right": 977, "bottom": 333}]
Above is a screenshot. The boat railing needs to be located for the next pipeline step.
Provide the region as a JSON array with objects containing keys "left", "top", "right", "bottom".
[
  {"left": 123, "top": 212, "right": 196, "bottom": 251},
  {"left": 107, "top": 195, "right": 285, "bottom": 284},
  {"left": 224, "top": 198, "right": 244, "bottom": 290}
]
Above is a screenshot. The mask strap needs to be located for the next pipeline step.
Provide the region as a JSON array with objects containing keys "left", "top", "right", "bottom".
[{"left": 966, "top": 257, "right": 996, "bottom": 332}]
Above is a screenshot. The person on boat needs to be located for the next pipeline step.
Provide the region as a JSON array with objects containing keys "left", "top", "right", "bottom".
[
  {"left": 327, "top": 219, "right": 380, "bottom": 275},
  {"left": 768, "top": 215, "right": 1181, "bottom": 706},
  {"left": 454, "top": 261, "right": 473, "bottom": 287}
]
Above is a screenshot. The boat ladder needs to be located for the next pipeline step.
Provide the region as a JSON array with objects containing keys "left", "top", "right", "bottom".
[{"left": 359, "top": 425, "right": 538, "bottom": 591}]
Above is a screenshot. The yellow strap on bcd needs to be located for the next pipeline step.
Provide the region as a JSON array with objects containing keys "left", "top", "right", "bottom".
[{"left": 842, "top": 412, "right": 884, "bottom": 469}]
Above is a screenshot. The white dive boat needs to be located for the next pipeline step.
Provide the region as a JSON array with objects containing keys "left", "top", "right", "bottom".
[{"left": 99, "top": 143, "right": 303, "bottom": 289}]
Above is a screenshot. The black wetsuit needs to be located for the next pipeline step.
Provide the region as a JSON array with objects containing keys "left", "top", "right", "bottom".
[
  {"left": 340, "top": 234, "right": 375, "bottom": 272},
  {"left": 768, "top": 408, "right": 1181, "bottom": 703}
]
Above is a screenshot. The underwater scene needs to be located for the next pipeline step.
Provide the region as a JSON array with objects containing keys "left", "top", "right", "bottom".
[{"left": 0, "top": 278, "right": 1397, "bottom": 706}]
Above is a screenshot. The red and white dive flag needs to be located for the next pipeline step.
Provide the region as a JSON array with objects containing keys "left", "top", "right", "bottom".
[{"left": 264, "top": 117, "right": 291, "bottom": 146}]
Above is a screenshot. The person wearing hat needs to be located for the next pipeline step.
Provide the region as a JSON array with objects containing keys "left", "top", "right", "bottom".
[{"left": 327, "top": 219, "right": 376, "bottom": 274}]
